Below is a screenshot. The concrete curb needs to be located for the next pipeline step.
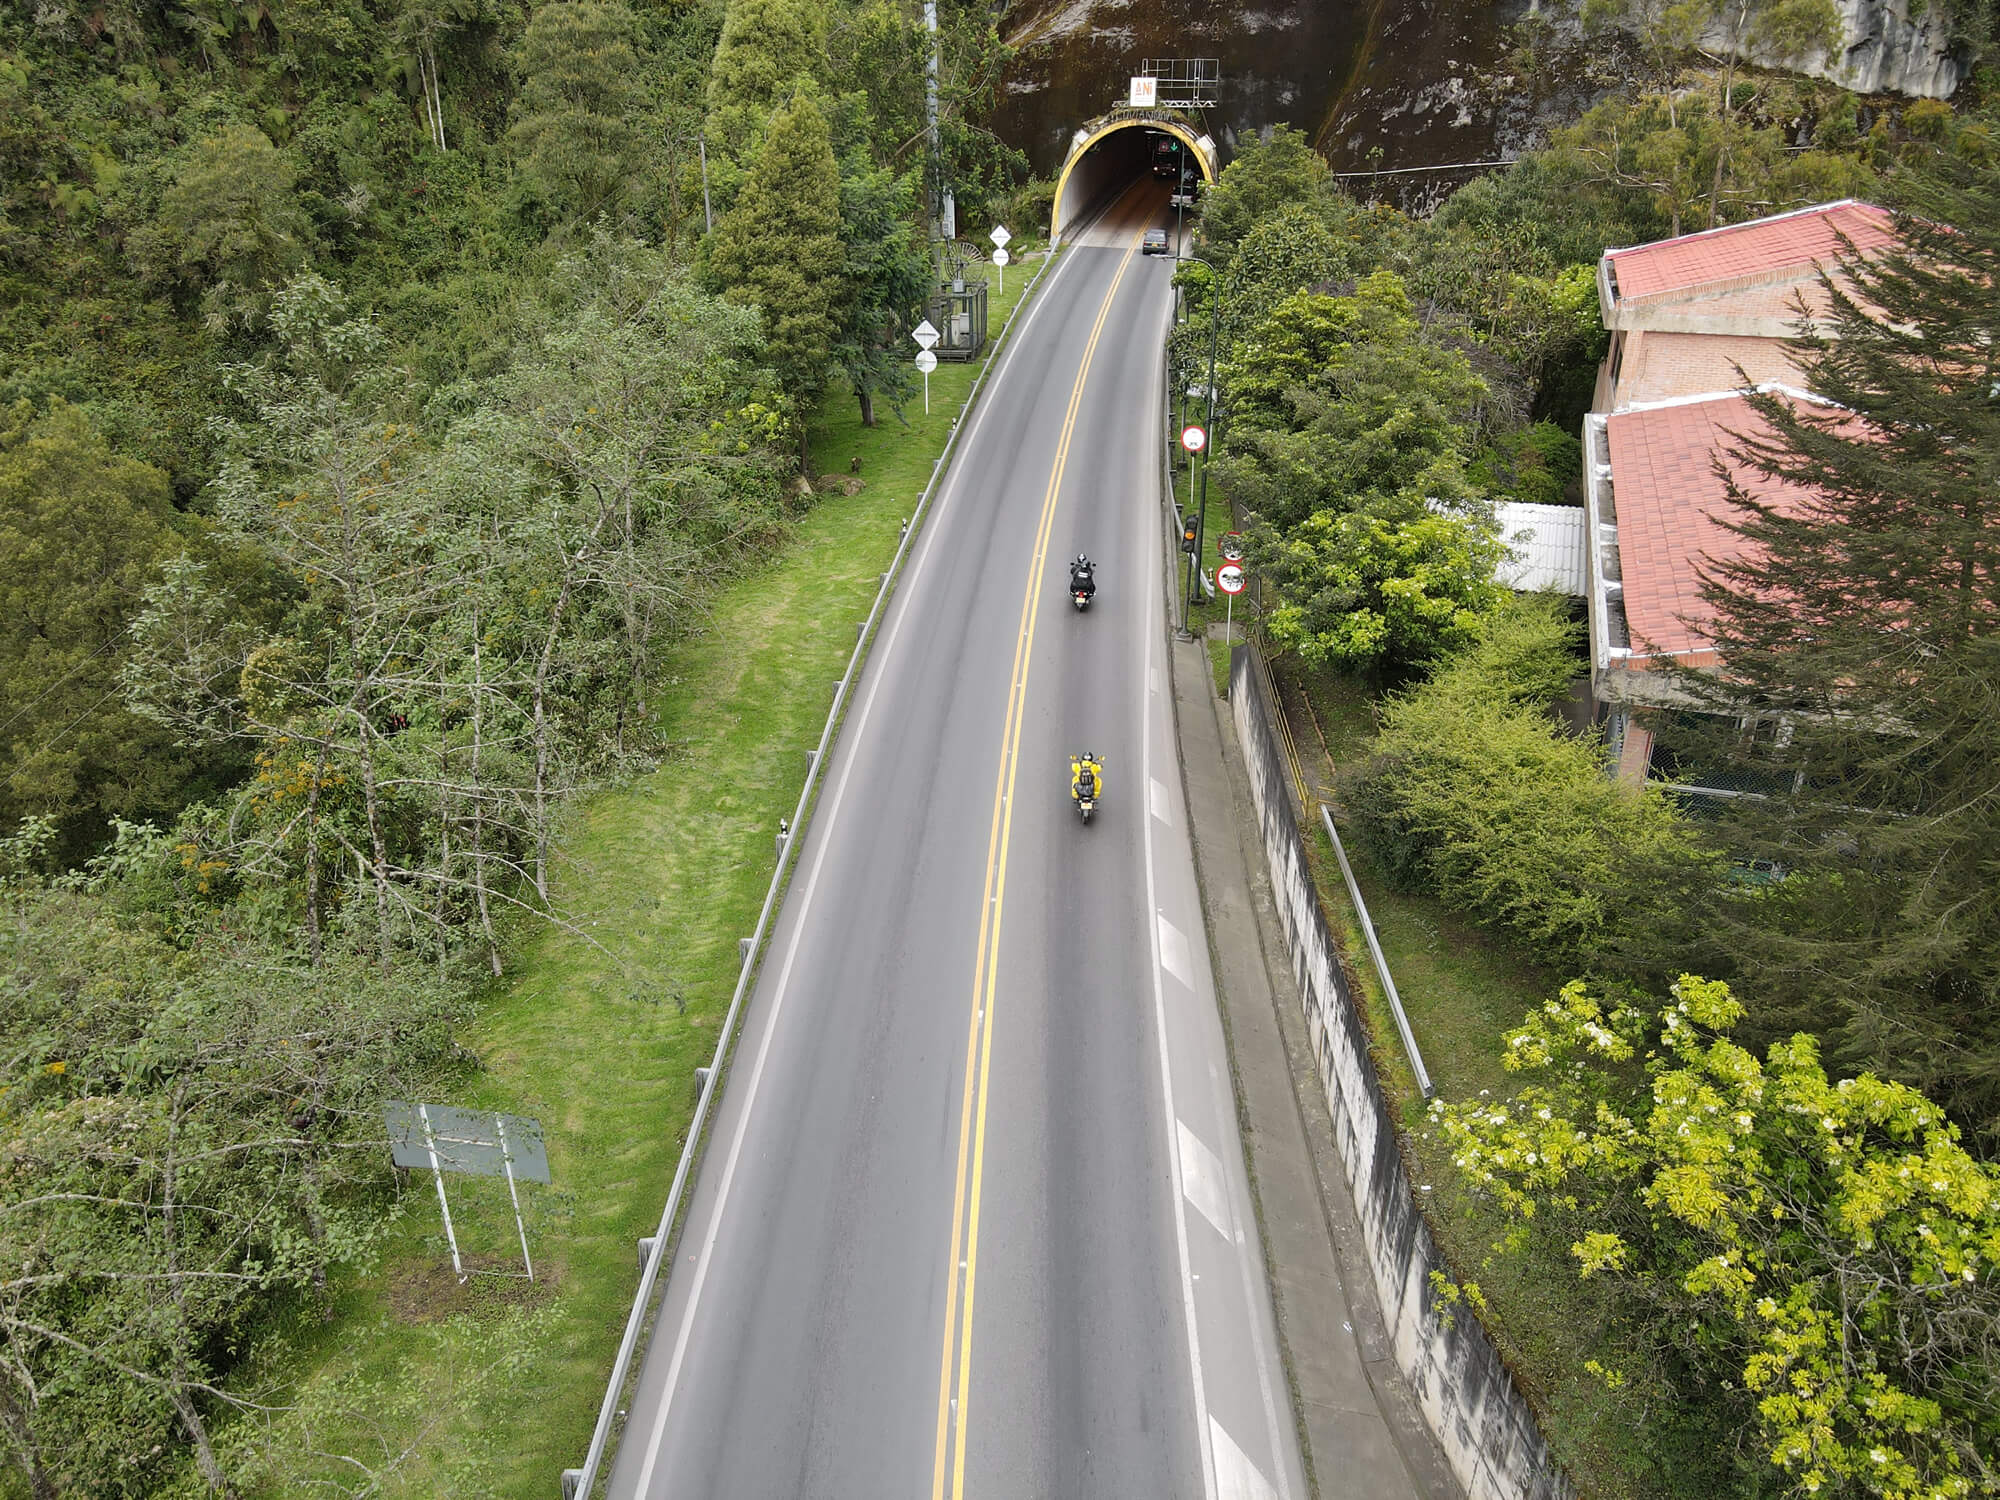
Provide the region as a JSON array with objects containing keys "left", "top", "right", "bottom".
[{"left": 1162, "top": 624, "right": 1462, "bottom": 1500}]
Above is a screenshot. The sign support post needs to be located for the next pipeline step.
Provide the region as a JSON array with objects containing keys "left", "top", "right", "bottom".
[
  {"left": 418, "top": 1103, "right": 466, "bottom": 1283},
  {"left": 1216, "top": 560, "right": 1246, "bottom": 649},
  {"left": 912, "top": 320, "right": 941, "bottom": 414},
  {"left": 496, "top": 1113, "right": 535, "bottom": 1282}
]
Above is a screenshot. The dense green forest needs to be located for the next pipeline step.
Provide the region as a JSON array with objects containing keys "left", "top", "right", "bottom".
[{"left": 0, "top": 0, "right": 1021, "bottom": 1490}]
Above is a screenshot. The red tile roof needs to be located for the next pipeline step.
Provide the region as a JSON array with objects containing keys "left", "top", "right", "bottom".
[
  {"left": 1605, "top": 393, "right": 1828, "bottom": 662},
  {"left": 1605, "top": 201, "right": 1897, "bottom": 303}
]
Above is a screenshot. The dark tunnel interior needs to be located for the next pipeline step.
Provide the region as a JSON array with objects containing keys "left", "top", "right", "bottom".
[{"left": 1054, "top": 125, "right": 1207, "bottom": 241}]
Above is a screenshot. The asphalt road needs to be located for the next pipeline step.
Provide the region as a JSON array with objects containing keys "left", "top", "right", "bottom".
[{"left": 607, "top": 178, "right": 1305, "bottom": 1500}]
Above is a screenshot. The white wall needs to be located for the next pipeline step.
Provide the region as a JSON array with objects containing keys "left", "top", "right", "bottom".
[{"left": 1230, "top": 647, "right": 1572, "bottom": 1500}]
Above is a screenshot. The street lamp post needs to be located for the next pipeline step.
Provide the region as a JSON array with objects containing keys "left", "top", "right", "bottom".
[{"left": 1174, "top": 252, "right": 1226, "bottom": 631}]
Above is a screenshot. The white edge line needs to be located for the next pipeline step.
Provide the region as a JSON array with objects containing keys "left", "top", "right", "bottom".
[
  {"left": 629, "top": 231, "right": 1093, "bottom": 1495},
  {"left": 1141, "top": 310, "right": 1218, "bottom": 1500},
  {"left": 1146, "top": 288, "right": 1297, "bottom": 1500},
  {"left": 1214, "top": 1047, "right": 1297, "bottom": 1500}
]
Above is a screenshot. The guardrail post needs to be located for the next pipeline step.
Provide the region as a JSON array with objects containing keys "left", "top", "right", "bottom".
[
  {"left": 637, "top": 1236, "right": 658, "bottom": 1275},
  {"left": 560, "top": 1469, "right": 583, "bottom": 1500}
]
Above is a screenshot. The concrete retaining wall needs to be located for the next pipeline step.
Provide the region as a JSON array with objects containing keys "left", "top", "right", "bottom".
[{"left": 1229, "top": 645, "right": 1570, "bottom": 1500}]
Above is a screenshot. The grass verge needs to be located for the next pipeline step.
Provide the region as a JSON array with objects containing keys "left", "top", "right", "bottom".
[{"left": 226, "top": 253, "right": 1049, "bottom": 1499}]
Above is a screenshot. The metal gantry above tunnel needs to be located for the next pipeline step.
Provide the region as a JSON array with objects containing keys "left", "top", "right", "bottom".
[
  {"left": 1134, "top": 58, "right": 1219, "bottom": 110},
  {"left": 1052, "top": 60, "right": 1220, "bottom": 244}
]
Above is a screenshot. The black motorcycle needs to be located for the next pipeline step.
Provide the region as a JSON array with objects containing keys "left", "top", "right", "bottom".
[{"left": 1069, "top": 556, "right": 1097, "bottom": 612}]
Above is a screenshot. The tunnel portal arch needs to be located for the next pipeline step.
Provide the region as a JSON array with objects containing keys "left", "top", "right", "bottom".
[{"left": 1051, "top": 113, "right": 1217, "bottom": 244}]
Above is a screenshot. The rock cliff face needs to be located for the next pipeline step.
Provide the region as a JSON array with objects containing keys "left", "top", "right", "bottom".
[
  {"left": 1832, "top": 0, "right": 1967, "bottom": 94},
  {"left": 1724, "top": 0, "right": 1969, "bottom": 97}
]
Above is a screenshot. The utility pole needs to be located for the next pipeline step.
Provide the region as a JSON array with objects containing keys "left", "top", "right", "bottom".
[
  {"left": 1177, "top": 254, "right": 1226, "bottom": 621},
  {"left": 924, "top": 0, "right": 955, "bottom": 276},
  {"left": 698, "top": 134, "right": 713, "bottom": 235}
]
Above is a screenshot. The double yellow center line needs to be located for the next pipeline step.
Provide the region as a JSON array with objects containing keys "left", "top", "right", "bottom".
[{"left": 929, "top": 233, "right": 1143, "bottom": 1500}]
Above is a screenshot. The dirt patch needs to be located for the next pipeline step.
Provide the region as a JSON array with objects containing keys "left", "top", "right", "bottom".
[{"left": 386, "top": 1251, "right": 563, "bottom": 1324}]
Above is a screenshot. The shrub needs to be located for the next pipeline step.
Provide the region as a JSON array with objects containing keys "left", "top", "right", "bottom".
[
  {"left": 1341, "top": 597, "right": 1714, "bottom": 961},
  {"left": 992, "top": 175, "right": 1055, "bottom": 240},
  {"left": 1469, "top": 421, "right": 1583, "bottom": 507},
  {"left": 1261, "top": 509, "right": 1505, "bottom": 681}
]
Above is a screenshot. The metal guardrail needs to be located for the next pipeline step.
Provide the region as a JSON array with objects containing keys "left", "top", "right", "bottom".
[
  {"left": 1318, "top": 804, "right": 1433, "bottom": 1100},
  {"left": 561, "top": 242, "right": 1066, "bottom": 1500},
  {"left": 1249, "top": 646, "right": 1314, "bottom": 828}
]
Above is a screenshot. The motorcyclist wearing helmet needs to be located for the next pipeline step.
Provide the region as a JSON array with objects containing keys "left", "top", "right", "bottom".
[
  {"left": 1068, "top": 553, "right": 1096, "bottom": 601},
  {"left": 1070, "top": 752, "right": 1104, "bottom": 806}
]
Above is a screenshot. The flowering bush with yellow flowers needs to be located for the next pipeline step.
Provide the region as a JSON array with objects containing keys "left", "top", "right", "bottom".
[{"left": 1433, "top": 976, "right": 2000, "bottom": 1500}]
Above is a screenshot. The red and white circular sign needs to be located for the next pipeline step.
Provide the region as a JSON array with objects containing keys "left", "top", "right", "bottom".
[
  {"left": 1216, "top": 563, "right": 1246, "bottom": 596},
  {"left": 1180, "top": 424, "right": 1207, "bottom": 454}
]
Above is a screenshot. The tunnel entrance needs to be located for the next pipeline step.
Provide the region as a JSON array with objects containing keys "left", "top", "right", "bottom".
[{"left": 1052, "top": 113, "right": 1216, "bottom": 244}]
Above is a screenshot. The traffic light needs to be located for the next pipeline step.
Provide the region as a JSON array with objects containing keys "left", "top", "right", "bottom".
[{"left": 1181, "top": 516, "right": 1199, "bottom": 554}]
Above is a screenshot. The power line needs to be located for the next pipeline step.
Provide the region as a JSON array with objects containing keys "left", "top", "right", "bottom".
[
  {"left": 1330, "top": 157, "right": 1516, "bottom": 179},
  {"left": 0, "top": 634, "right": 123, "bottom": 739},
  {"left": 11, "top": 678, "right": 129, "bottom": 767}
]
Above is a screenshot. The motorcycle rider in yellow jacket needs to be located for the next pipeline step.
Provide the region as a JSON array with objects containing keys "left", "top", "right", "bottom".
[{"left": 1070, "top": 753, "right": 1103, "bottom": 805}]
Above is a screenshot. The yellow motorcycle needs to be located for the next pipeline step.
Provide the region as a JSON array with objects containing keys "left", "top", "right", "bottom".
[{"left": 1070, "top": 753, "right": 1104, "bottom": 823}]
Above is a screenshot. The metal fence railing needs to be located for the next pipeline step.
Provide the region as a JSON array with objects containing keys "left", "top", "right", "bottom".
[{"left": 1318, "top": 805, "right": 1433, "bottom": 1100}]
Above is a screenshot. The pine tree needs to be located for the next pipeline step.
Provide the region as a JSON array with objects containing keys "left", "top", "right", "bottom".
[
  {"left": 1672, "top": 134, "right": 2000, "bottom": 1139},
  {"left": 704, "top": 0, "right": 825, "bottom": 162},
  {"left": 506, "top": 0, "right": 650, "bottom": 222},
  {"left": 708, "top": 91, "right": 849, "bottom": 470}
]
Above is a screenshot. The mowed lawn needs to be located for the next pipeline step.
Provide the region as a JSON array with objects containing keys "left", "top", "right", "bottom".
[{"left": 230, "top": 257, "right": 1047, "bottom": 1499}]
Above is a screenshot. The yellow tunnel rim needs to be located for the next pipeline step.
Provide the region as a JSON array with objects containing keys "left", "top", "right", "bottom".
[{"left": 1051, "top": 116, "right": 1216, "bottom": 244}]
